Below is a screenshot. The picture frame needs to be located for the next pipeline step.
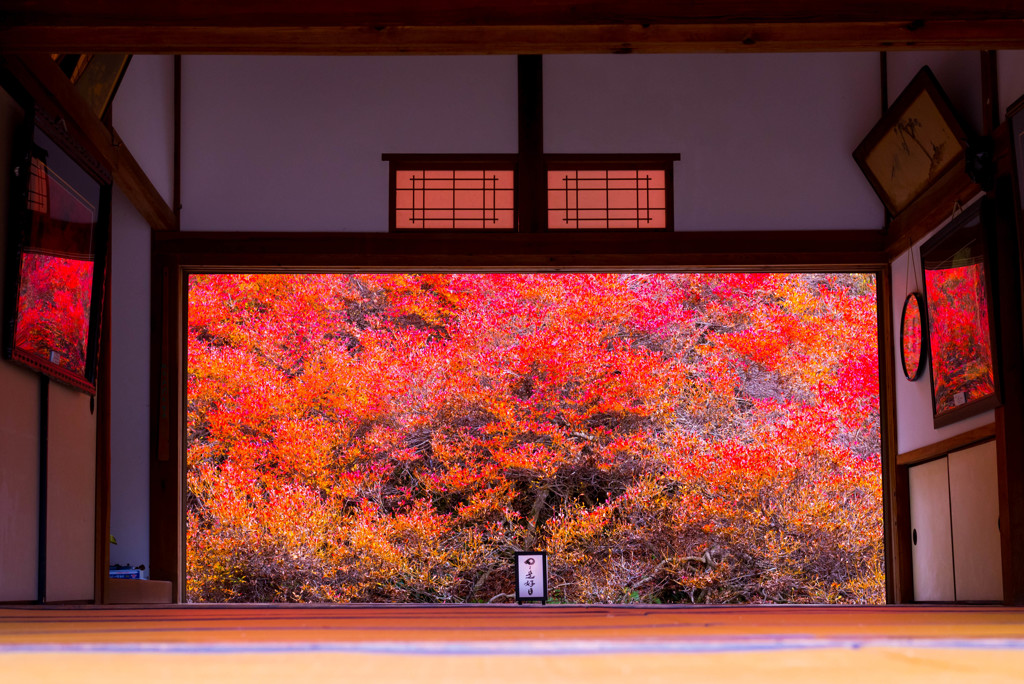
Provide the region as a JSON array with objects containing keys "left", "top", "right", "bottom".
[
  {"left": 854, "top": 67, "right": 969, "bottom": 216},
  {"left": 2, "top": 106, "right": 111, "bottom": 393},
  {"left": 514, "top": 551, "right": 548, "bottom": 604},
  {"left": 919, "top": 200, "right": 999, "bottom": 428},
  {"left": 900, "top": 292, "right": 928, "bottom": 381},
  {"left": 1008, "top": 93, "right": 1024, "bottom": 245}
]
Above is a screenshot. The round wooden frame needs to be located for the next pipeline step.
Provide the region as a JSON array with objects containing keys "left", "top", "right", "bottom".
[{"left": 900, "top": 292, "right": 928, "bottom": 381}]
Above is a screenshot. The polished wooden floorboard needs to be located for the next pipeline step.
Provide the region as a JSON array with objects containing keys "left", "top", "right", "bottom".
[{"left": 2, "top": 605, "right": 1023, "bottom": 683}]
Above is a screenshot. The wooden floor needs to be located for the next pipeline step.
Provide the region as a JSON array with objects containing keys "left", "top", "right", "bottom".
[{"left": 2, "top": 605, "right": 1024, "bottom": 683}]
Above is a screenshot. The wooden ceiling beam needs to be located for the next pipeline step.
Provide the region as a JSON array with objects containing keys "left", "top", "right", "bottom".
[
  {"left": 1, "top": 54, "right": 177, "bottom": 231},
  {"left": 1, "top": 1, "right": 1023, "bottom": 54},
  {"left": 3, "top": 1, "right": 1023, "bottom": 27},
  {"left": 3, "top": 22, "right": 1024, "bottom": 55},
  {"left": 152, "top": 229, "right": 888, "bottom": 271}
]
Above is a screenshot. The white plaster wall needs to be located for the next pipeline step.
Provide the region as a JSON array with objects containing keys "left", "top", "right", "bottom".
[
  {"left": 997, "top": 51, "right": 1024, "bottom": 118},
  {"left": 886, "top": 51, "right": 983, "bottom": 136},
  {"left": 544, "top": 53, "right": 884, "bottom": 231},
  {"left": 114, "top": 56, "right": 175, "bottom": 207},
  {"left": 109, "top": 59, "right": 171, "bottom": 569},
  {"left": 0, "top": 87, "right": 40, "bottom": 602},
  {"left": 108, "top": 188, "right": 151, "bottom": 569},
  {"left": 890, "top": 193, "right": 994, "bottom": 454},
  {"left": 46, "top": 382, "right": 96, "bottom": 602},
  {"left": 180, "top": 56, "right": 519, "bottom": 231}
]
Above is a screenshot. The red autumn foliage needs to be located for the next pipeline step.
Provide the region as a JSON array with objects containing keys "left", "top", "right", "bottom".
[
  {"left": 925, "top": 263, "right": 995, "bottom": 413},
  {"left": 186, "top": 273, "right": 882, "bottom": 604},
  {"left": 14, "top": 252, "right": 94, "bottom": 374}
]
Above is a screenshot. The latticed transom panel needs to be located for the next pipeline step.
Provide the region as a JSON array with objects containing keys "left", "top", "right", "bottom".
[
  {"left": 394, "top": 169, "right": 515, "bottom": 230},
  {"left": 547, "top": 168, "right": 668, "bottom": 230}
]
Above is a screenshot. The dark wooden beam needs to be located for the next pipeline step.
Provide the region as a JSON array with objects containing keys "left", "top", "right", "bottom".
[
  {"left": 2, "top": 2, "right": 1024, "bottom": 54},
  {"left": 992, "top": 173, "right": 1024, "bottom": 605},
  {"left": 877, "top": 267, "right": 899, "bottom": 602},
  {"left": 173, "top": 55, "right": 181, "bottom": 224},
  {"left": 981, "top": 50, "right": 999, "bottom": 135},
  {"left": 94, "top": 239, "right": 112, "bottom": 604},
  {"left": 517, "top": 55, "right": 543, "bottom": 233},
  {"left": 4, "top": 22, "right": 1024, "bottom": 55},
  {"left": 149, "top": 250, "right": 183, "bottom": 601},
  {"left": 152, "top": 229, "right": 888, "bottom": 270},
  {"left": 4, "top": 1, "right": 1023, "bottom": 27},
  {"left": 0, "top": 54, "right": 177, "bottom": 231}
]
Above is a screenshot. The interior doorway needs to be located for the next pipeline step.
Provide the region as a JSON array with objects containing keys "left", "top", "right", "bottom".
[{"left": 184, "top": 272, "right": 882, "bottom": 603}]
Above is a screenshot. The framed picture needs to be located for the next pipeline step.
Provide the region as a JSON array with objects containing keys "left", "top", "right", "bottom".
[
  {"left": 920, "top": 200, "right": 999, "bottom": 428},
  {"left": 900, "top": 292, "right": 928, "bottom": 381},
  {"left": 2, "top": 107, "right": 110, "bottom": 393},
  {"left": 1008, "top": 93, "right": 1024, "bottom": 244},
  {"left": 514, "top": 551, "right": 547, "bottom": 604},
  {"left": 854, "top": 67, "right": 968, "bottom": 216}
]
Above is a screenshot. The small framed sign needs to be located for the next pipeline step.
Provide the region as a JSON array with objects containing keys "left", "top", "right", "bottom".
[{"left": 514, "top": 551, "right": 547, "bottom": 604}]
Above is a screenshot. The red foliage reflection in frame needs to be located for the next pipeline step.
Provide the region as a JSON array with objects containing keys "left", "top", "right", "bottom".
[
  {"left": 924, "top": 261, "right": 995, "bottom": 415},
  {"left": 14, "top": 252, "right": 94, "bottom": 376},
  {"left": 900, "top": 293, "right": 926, "bottom": 381}
]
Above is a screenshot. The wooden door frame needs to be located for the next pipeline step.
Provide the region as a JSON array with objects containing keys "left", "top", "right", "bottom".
[{"left": 149, "top": 229, "right": 895, "bottom": 603}]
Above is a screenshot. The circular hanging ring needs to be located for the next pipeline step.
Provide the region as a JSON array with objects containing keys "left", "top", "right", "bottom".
[{"left": 900, "top": 292, "right": 928, "bottom": 381}]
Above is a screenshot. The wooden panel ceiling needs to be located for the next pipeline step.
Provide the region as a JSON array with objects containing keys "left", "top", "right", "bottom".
[{"left": 2, "top": 1, "right": 1024, "bottom": 54}]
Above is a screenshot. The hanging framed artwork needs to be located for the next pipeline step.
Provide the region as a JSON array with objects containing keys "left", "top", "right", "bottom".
[
  {"left": 919, "top": 200, "right": 999, "bottom": 427},
  {"left": 1008, "top": 93, "right": 1024, "bottom": 240},
  {"left": 854, "top": 67, "right": 968, "bottom": 216},
  {"left": 900, "top": 292, "right": 927, "bottom": 381},
  {"left": 2, "top": 107, "right": 111, "bottom": 393}
]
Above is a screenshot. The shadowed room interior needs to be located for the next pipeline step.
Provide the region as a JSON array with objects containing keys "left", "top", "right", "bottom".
[{"left": 1, "top": 2, "right": 1024, "bottom": 681}]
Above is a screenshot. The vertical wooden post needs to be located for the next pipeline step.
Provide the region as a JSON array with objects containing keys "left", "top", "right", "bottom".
[
  {"left": 37, "top": 375, "right": 48, "bottom": 603},
  {"left": 517, "top": 55, "right": 543, "bottom": 233},
  {"left": 150, "top": 249, "right": 182, "bottom": 601},
  {"left": 981, "top": 51, "right": 999, "bottom": 136},
  {"left": 993, "top": 177, "right": 1024, "bottom": 604},
  {"left": 173, "top": 55, "right": 182, "bottom": 226},
  {"left": 878, "top": 267, "right": 904, "bottom": 602},
  {"left": 94, "top": 239, "right": 112, "bottom": 604}
]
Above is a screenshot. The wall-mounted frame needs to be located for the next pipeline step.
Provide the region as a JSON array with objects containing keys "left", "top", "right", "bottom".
[
  {"left": 514, "top": 551, "right": 547, "bottom": 604},
  {"left": 920, "top": 200, "right": 999, "bottom": 428},
  {"left": 900, "top": 292, "right": 928, "bottom": 381},
  {"left": 2, "top": 107, "right": 111, "bottom": 393},
  {"left": 1008, "top": 94, "right": 1024, "bottom": 239},
  {"left": 854, "top": 67, "right": 968, "bottom": 217}
]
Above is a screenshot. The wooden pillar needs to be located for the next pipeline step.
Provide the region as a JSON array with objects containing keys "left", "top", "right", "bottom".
[
  {"left": 994, "top": 173, "right": 1024, "bottom": 604},
  {"left": 517, "top": 55, "right": 543, "bottom": 233}
]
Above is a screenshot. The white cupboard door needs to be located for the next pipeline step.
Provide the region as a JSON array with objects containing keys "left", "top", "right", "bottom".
[
  {"left": 909, "top": 457, "right": 955, "bottom": 601},
  {"left": 948, "top": 441, "right": 1003, "bottom": 601}
]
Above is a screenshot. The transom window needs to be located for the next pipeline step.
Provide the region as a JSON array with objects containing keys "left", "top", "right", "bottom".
[
  {"left": 546, "top": 155, "right": 677, "bottom": 231},
  {"left": 385, "top": 153, "right": 677, "bottom": 232},
  {"left": 385, "top": 155, "right": 517, "bottom": 231}
]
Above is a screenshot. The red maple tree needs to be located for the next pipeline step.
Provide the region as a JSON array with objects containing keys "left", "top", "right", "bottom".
[{"left": 186, "top": 273, "right": 882, "bottom": 604}]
